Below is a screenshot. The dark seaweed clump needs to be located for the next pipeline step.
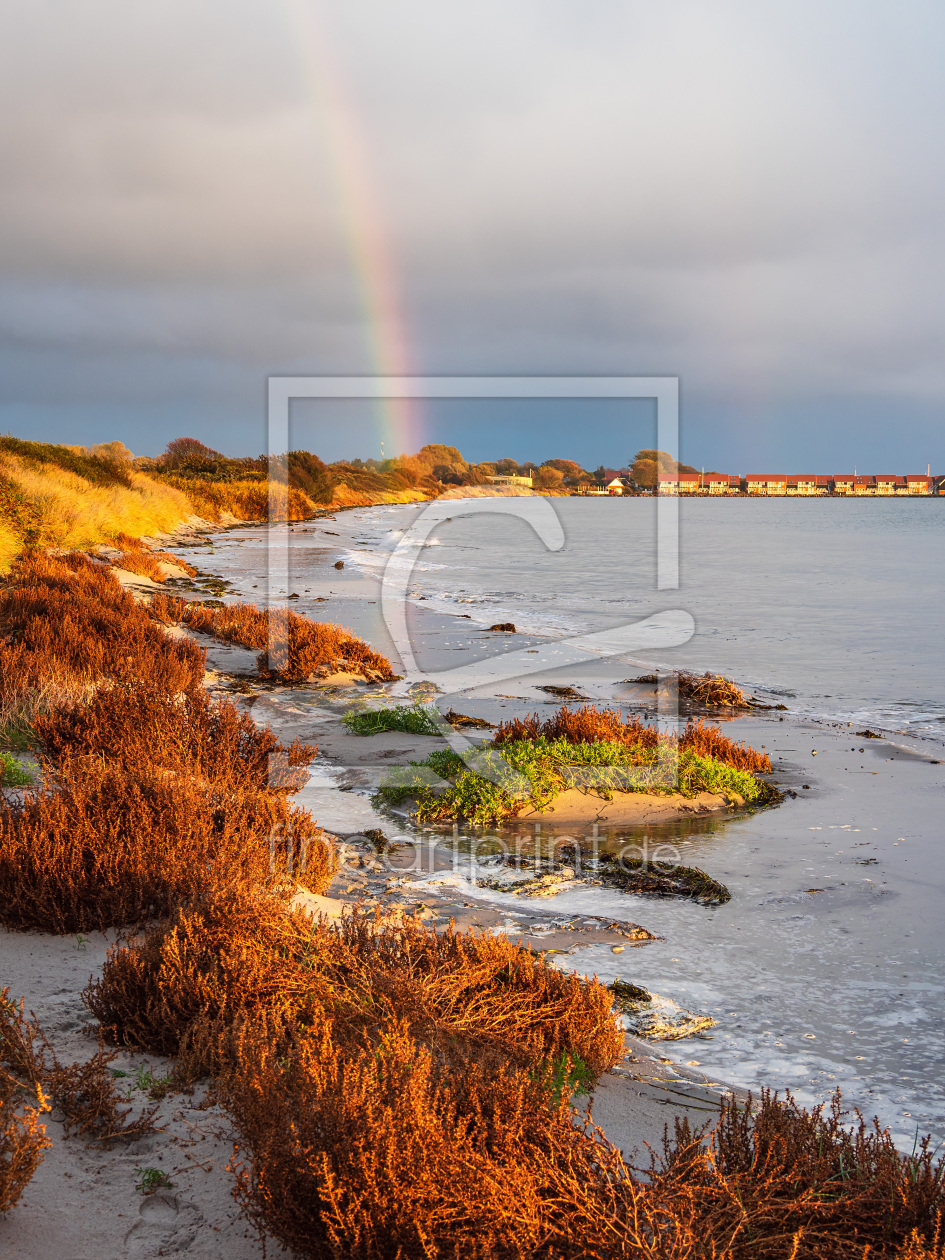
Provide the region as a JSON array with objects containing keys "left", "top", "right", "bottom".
[{"left": 597, "top": 857, "right": 731, "bottom": 906}]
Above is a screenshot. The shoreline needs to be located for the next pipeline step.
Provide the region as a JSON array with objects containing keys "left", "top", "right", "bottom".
[
  {"left": 3, "top": 508, "right": 944, "bottom": 1254},
  {"left": 188, "top": 501, "right": 945, "bottom": 1145}
]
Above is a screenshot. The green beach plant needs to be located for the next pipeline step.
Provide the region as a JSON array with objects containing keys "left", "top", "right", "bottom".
[
  {"left": 374, "top": 734, "right": 775, "bottom": 826},
  {"left": 342, "top": 703, "right": 443, "bottom": 737},
  {"left": 0, "top": 752, "right": 32, "bottom": 788}
]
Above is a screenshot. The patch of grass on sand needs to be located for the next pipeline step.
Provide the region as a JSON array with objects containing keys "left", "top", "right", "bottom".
[
  {"left": 343, "top": 703, "right": 443, "bottom": 737},
  {"left": 0, "top": 752, "right": 32, "bottom": 787},
  {"left": 375, "top": 729, "right": 776, "bottom": 827}
]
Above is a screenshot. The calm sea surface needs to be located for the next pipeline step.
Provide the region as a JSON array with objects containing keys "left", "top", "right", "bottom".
[
  {"left": 395, "top": 496, "right": 945, "bottom": 735},
  {"left": 199, "top": 497, "right": 945, "bottom": 1144}
]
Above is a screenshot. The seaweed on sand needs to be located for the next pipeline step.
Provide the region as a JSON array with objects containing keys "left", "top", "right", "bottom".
[{"left": 597, "top": 856, "right": 732, "bottom": 906}]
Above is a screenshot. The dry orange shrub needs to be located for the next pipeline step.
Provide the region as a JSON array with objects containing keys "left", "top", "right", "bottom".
[
  {"left": 35, "top": 682, "right": 316, "bottom": 795},
  {"left": 0, "top": 1077, "right": 49, "bottom": 1214},
  {"left": 149, "top": 595, "right": 397, "bottom": 683},
  {"left": 0, "top": 756, "right": 334, "bottom": 933},
  {"left": 641, "top": 1090, "right": 945, "bottom": 1259},
  {"left": 86, "top": 889, "right": 623, "bottom": 1083},
  {"left": 219, "top": 1013, "right": 945, "bottom": 1260},
  {"left": 494, "top": 705, "right": 772, "bottom": 774},
  {"left": 106, "top": 531, "right": 197, "bottom": 583},
  {"left": 1, "top": 988, "right": 156, "bottom": 1150},
  {"left": 0, "top": 553, "right": 205, "bottom": 733},
  {"left": 222, "top": 1015, "right": 654, "bottom": 1260}
]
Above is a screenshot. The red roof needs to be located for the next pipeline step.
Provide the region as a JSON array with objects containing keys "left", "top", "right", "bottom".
[
  {"left": 746, "top": 474, "right": 787, "bottom": 481},
  {"left": 906, "top": 475, "right": 931, "bottom": 483}
]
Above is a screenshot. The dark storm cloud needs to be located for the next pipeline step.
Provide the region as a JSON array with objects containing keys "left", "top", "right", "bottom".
[{"left": 1, "top": 0, "right": 943, "bottom": 461}]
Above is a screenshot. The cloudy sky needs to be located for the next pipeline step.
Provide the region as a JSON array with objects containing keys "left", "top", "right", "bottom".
[{"left": 2, "top": 0, "right": 944, "bottom": 470}]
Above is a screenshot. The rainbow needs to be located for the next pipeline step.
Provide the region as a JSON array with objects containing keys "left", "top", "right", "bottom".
[{"left": 281, "top": 0, "right": 423, "bottom": 457}]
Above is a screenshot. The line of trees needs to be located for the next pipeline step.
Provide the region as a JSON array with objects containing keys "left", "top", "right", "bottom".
[{"left": 131, "top": 440, "right": 704, "bottom": 500}]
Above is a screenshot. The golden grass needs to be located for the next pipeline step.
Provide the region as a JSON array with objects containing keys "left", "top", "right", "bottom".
[
  {"left": 0, "top": 452, "right": 192, "bottom": 567},
  {"left": 0, "top": 517, "right": 18, "bottom": 575},
  {"left": 150, "top": 595, "right": 397, "bottom": 683},
  {"left": 157, "top": 476, "right": 315, "bottom": 522}
]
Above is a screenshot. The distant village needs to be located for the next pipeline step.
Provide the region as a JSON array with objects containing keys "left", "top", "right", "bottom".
[{"left": 489, "top": 468, "right": 943, "bottom": 497}]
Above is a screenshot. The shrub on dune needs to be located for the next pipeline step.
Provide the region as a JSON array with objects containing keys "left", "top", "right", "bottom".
[
  {"left": 150, "top": 596, "right": 397, "bottom": 683},
  {"left": 86, "top": 891, "right": 623, "bottom": 1083},
  {"left": 222, "top": 1015, "right": 644, "bottom": 1260},
  {"left": 0, "top": 554, "right": 205, "bottom": 738},
  {"left": 0, "top": 757, "right": 334, "bottom": 934},
  {"left": 34, "top": 682, "right": 316, "bottom": 795}
]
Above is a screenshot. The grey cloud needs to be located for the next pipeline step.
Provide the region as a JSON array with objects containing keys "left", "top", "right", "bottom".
[{"left": 0, "top": 0, "right": 943, "bottom": 455}]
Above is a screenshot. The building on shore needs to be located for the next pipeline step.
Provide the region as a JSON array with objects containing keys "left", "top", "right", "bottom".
[
  {"left": 488, "top": 474, "right": 533, "bottom": 487},
  {"left": 746, "top": 475, "right": 788, "bottom": 496},
  {"left": 701, "top": 473, "right": 741, "bottom": 494},
  {"left": 787, "top": 476, "right": 831, "bottom": 495},
  {"left": 905, "top": 475, "right": 933, "bottom": 494},
  {"left": 652, "top": 470, "right": 936, "bottom": 498}
]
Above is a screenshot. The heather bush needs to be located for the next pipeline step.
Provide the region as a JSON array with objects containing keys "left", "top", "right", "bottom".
[
  {"left": 86, "top": 892, "right": 623, "bottom": 1083},
  {"left": 0, "top": 757, "right": 335, "bottom": 933},
  {"left": 149, "top": 596, "right": 397, "bottom": 683}
]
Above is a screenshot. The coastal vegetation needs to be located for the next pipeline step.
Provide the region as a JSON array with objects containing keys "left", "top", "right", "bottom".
[
  {"left": 343, "top": 702, "right": 444, "bottom": 736},
  {"left": 373, "top": 704, "right": 776, "bottom": 826},
  {"left": 150, "top": 593, "right": 398, "bottom": 683},
  {"left": 0, "top": 438, "right": 194, "bottom": 571},
  {"left": 4, "top": 452, "right": 945, "bottom": 1255}
]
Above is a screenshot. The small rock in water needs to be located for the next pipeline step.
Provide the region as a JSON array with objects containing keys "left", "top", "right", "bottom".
[
  {"left": 611, "top": 945, "right": 625, "bottom": 953},
  {"left": 486, "top": 622, "right": 517, "bottom": 632},
  {"left": 333, "top": 560, "right": 345, "bottom": 570}
]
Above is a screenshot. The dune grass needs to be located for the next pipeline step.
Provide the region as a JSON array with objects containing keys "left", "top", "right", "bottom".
[
  {"left": 0, "top": 451, "right": 193, "bottom": 569},
  {"left": 156, "top": 475, "right": 315, "bottom": 523}
]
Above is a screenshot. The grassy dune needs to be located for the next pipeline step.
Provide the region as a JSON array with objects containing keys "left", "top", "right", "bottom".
[{"left": 0, "top": 445, "right": 193, "bottom": 572}]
